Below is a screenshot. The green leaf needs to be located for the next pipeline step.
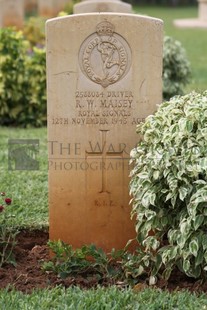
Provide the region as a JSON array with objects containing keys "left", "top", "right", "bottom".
[
  {"left": 194, "top": 215, "right": 203, "bottom": 231},
  {"left": 186, "top": 120, "right": 193, "bottom": 132},
  {"left": 153, "top": 170, "right": 160, "bottom": 180},
  {"left": 59, "top": 271, "right": 70, "bottom": 279},
  {"left": 195, "top": 249, "right": 203, "bottom": 267},
  {"left": 203, "top": 251, "right": 207, "bottom": 263},
  {"left": 189, "top": 239, "right": 199, "bottom": 257},
  {"left": 152, "top": 254, "right": 162, "bottom": 276},
  {"left": 183, "top": 259, "right": 190, "bottom": 273},
  {"left": 202, "top": 235, "right": 207, "bottom": 251},
  {"left": 162, "top": 267, "right": 173, "bottom": 280},
  {"left": 178, "top": 187, "right": 188, "bottom": 201},
  {"left": 189, "top": 265, "right": 201, "bottom": 278},
  {"left": 194, "top": 180, "right": 207, "bottom": 185},
  {"left": 180, "top": 220, "right": 190, "bottom": 235}
]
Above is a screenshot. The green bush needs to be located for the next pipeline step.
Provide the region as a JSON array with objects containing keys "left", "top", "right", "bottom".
[
  {"left": 23, "top": 17, "right": 46, "bottom": 47},
  {"left": 0, "top": 28, "right": 46, "bottom": 127},
  {"left": 130, "top": 91, "right": 207, "bottom": 281},
  {"left": 25, "top": 47, "right": 47, "bottom": 127},
  {"left": 0, "top": 29, "right": 30, "bottom": 125},
  {"left": 163, "top": 36, "right": 191, "bottom": 99}
]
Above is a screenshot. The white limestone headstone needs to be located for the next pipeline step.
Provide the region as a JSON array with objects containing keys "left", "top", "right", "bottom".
[
  {"left": 174, "top": 0, "right": 207, "bottom": 29},
  {"left": 47, "top": 13, "right": 163, "bottom": 252},
  {"left": 38, "top": 0, "right": 70, "bottom": 18},
  {"left": 199, "top": 0, "right": 207, "bottom": 20},
  {"left": 74, "top": 0, "right": 132, "bottom": 14},
  {"left": 0, "top": 0, "right": 24, "bottom": 29},
  {"left": 24, "top": 0, "right": 37, "bottom": 13}
]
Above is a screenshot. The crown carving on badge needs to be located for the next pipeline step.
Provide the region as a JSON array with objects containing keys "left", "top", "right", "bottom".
[{"left": 96, "top": 21, "right": 115, "bottom": 36}]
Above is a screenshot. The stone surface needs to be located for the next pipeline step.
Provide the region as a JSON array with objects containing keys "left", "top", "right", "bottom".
[
  {"left": 199, "top": 0, "right": 207, "bottom": 20},
  {"left": 0, "top": 0, "right": 24, "bottom": 29},
  {"left": 38, "top": 0, "right": 70, "bottom": 18},
  {"left": 174, "top": 0, "right": 207, "bottom": 29},
  {"left": 74, "top": 0, "right": 132, "bottom": 14},
  {"left": 24, "top": 0, "right": 37, "bottom": 13},
  {"left": 0, "top": 1, "right": 2, "bottom": 26},
  {"left": 47, "top": 13, "right": 163, "bottom": 252}
]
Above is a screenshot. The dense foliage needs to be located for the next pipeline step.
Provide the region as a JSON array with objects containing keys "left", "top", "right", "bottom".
[
  {"left": 163, "top": 36, "right": 191, "bottom": 99},
  {"left": 23, "top": 17, "right": 45, "bottom": 47},
  {"left": 0, "top": 28, "right": 46, "bottom": 127},
  {"left": 130, "top": 91, "right": 207, "bottom": 280}
]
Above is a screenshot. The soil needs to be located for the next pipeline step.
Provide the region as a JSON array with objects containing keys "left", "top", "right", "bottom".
[{"left": 0, "top": 229, "right": 207, "bottom": 294}]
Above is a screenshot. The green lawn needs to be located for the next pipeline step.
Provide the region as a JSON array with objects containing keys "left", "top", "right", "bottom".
[
  {"left": 134, "top": 6, "right": 207, "bottom": 93},
  {"left": 1, "top": 286, "right": 207, "bottom": 309},
  {"left": 0, "top": 127, "right": 48, "bottom": 229}
]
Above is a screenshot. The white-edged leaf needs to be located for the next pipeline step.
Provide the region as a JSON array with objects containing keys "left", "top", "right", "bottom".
[
  {"left": 153, "top": 170, "right": 160, "bottom": 180},
  {"left": 178, "top": 186, "right": 188, "bottom": 201},
  {"left": 183, "top": 259, "right": 190, "bottom": 273},
  {"left": 194, "top": 215, "right": 203, "bottom": 231},
  {"left": 149, "top": 276, "right": 157, "bottom": 286},
  {"left": 189, "top": 239, "right": 199, "bottom": 257}
]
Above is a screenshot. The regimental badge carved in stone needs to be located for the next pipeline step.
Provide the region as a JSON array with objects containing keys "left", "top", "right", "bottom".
[{"left": 79, "top": 21, "right": 132, "bottom": 88}]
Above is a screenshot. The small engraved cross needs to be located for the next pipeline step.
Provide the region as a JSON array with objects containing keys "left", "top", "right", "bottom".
[{"left": 85, "top": 129, "right": 124, "bottom": 193}]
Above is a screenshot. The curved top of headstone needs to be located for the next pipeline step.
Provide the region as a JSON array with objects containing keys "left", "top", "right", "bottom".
[{"left": 73, "top": 0, "right": 132, "bottom": 14}]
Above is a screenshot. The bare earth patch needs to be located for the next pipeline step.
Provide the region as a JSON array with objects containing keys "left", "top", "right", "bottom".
[{"left": 0, "top": 230, "right": 207, "bottom": 294}]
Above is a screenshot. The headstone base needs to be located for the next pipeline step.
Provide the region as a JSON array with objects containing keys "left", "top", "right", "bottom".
[
  {"left": 174, "top": 0, "right": 207, "bottom": 29},
  {"left": 174, "top": 18, "right": 207, "bottom": 29}
]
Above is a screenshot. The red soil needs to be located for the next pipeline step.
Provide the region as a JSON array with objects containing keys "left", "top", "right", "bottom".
[{"left": 0, "top": 230, "right": 207, "bottom": 294}]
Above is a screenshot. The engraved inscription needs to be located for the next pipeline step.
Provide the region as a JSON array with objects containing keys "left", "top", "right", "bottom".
[
  {"left": 85, "top": 130, "right": 124, "bottom": 194},
  {"left": 95, "top": 200, "right": 115, "bottom": 207},
  {"left": 79, "top": 21, "right": 131, "bottom": 87},
  {"left": 50, "top": 87, "right": 149, "bottom": 126},
  {"left": 51, "top": 90, "right": 149, "bottom": 126},
  {"left": 51, "top": 116, "right": 146, "bottom": 126},
  {"left": 73, "top": 90, "right": 135, "bottom": 126}
]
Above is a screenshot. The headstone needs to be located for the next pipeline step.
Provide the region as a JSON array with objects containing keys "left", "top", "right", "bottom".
[
  {"left": 199, "top": 0, "right": 207, "bottom": 20},
  {"left": 74, "top": 0, "right": 132, "bottom": 14},
  {"left": 0, "top": 1, "right": 2, "bottom": 26},
  {"left": 0, "top": 0, "right": 24, "bottom": 29},
  {"left": 24, "top": 0, "right": 37, "bottom": 13},
  {"left": 174, "top": 0, "right": 207, "bottom": 29},
  {"left": 38, "top": 0, "right": 70, "bottom": 18},
  {"left": 47, "top": 13, "right": 163, "bottom": 252}
]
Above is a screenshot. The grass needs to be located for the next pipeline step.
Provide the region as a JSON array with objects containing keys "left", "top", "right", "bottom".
[
  {"left": 133, "top": 5, "right": 207, "bottom": 93},
  {"left": 0, "top": 286, "right": 207, "bottom": 309},
  {"left": 0, "top": 127, "right": 48, "bottom": 229}
]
